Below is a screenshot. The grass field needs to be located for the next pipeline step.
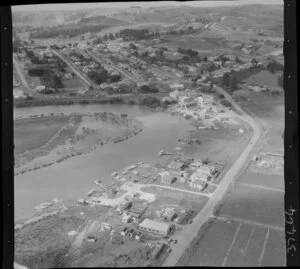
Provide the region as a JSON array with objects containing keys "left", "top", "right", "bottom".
[
  {"left": 177, "top": 217, "right": 285, "bottom": 267},
  {"left": 219, "top": 183, "right": 284, "bottom": 228},
  {"left": 238, "top": 170, "right": 284, "bottom": 190},
  {"left": 14, "top": 116, "right": 70, "bottom": 156},
  {"left": 243, "top": 70, "right": 282, "bottom": 90},
  {"left": 62, "top": 77, "right": 84, "bottom": 89}
]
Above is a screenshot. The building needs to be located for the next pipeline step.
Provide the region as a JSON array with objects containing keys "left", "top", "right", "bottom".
[
  {"left": 138, "top": 218, "right": 171, "bottom": 236},
  {"left": 190, "top": 179, "right": 208, "bottom": 190},
  {"left": 160, "top": 171, "right": 176, "bottom": 184},
  {"left": 122, "top": 213, "right": 132, "bottom": 223},
  {"left": 170, "top": 83, "right": 184, "bottom": 90},
  {"left": 168, "top": 161, "right": 186, "bottom": 171},
  {"left": 198, "top": 165, "right": 216, "bottom": 175},
  {"left": 190, "top": 170, "right": 210, "bottom": 181}
]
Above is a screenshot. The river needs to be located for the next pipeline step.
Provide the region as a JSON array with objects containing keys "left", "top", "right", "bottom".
[{"left": 14, "top": 104, "right": 193, "bottom": 222}]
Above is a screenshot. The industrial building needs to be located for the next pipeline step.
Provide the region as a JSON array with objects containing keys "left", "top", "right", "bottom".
[{"left": 138, "top": 218, "right": 171, "bottom": 236}]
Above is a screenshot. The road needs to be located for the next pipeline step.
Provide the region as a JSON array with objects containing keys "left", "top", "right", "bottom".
[
  {"left": 162, "top": 84, "right": 262, "bottom": 266},
  {"left": 51, "top": 49, "right": 95, "bottom": 88},
  {"left": 13, "top": 54, "right": 32, "bottom": 95},
  {"left": 142, "top": 184, "right": 212, "bottom": 197}
]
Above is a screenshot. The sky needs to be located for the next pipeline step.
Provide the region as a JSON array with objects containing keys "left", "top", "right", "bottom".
[{"left": 12, "top": 0, "right": 283, "bottom": 12}]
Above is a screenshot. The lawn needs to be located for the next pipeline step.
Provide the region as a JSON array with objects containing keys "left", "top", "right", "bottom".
[{"left": 14, "top": 116, "right": 70, "bottom": 156}]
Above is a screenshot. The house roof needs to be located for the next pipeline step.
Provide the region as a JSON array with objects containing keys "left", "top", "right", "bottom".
[{"left": 139, "top": 218, "right": 170, "bottom": 232}]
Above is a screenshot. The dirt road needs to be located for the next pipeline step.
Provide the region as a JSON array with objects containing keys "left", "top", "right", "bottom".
[
  {"left": 13, "top": 54, "right": 32, "bottom": 95},
  {"left": 162, "top": 85, "right": 262, "bottom": 266}
]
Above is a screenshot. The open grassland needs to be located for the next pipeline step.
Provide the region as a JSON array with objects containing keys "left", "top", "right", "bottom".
[
  {"left": 14, "top": 116, "right": 70, "bottom": 156},
  {"left": 218, "top": 183, "right": 284, "bottom": 228},
  {"left": 238, "top": 170, "right": 284, "bottom": 190},
  {"left": 177, "top": 217, "right": 285, "bottom": 267},
  {"left": 244, "top": 70, "right": 282, "bottom": 90}
]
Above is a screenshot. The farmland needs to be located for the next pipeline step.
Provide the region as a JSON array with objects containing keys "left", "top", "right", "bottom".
[{"left": 177, "top": 217, "right": 285, "bottom": 267}]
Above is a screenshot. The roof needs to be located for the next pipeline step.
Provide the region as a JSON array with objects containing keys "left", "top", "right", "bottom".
[
  {"left": 139, "top": 218, "right": 170, "bottom": 232},
  {"left": 197, "top": 165, "right": 215, "bottom": 174}
]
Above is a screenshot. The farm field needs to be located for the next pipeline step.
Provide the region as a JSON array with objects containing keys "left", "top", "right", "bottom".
[
  {"left": 177, "top": 217, "right": 285, "bottom": 267},
  {"left": 218, "top": 183, "right": 284, "bottom": 228},
  {"left": 238, "top": 170, "right": 284, "bottom": 190},
  {"left": 14, "top": 116, "right": 70, "bottom": 156}
]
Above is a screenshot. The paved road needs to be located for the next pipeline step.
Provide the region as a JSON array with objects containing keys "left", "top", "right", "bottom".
[
  {"left": 51, "top": 49, "right": 94, "bottom": 88},
  {"left": 162, "top": 84, "right": 262, "bottom": 266},
  {"left": 13, "top": 54, "right": 32, "bottom": 95}
]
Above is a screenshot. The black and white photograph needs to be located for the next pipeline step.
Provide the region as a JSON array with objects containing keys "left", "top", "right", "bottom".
[{"left": 4, "top": 0, "right": 295, "bottom": 268}]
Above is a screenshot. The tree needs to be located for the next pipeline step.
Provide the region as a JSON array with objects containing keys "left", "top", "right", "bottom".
[
  {"left": 129, "top": 43, "right": 137, "bottom": 50},
  {"left": 108, "top": 32, "right": 114, "bottom": 40},
  {"left": 102, "top": 34, "right": 108, "bottom": 42},
  {"left": 221, "top": 72, "right": 231, "bottom": 87},
  {"left": 230, "top": 72, "right": 238, "bottom": 92},
  {"left": 277, "top": 73, "right": 284, "bottom": 89},
  {"left": 179, "top": 29, "right": 184, "bottom": 35}
]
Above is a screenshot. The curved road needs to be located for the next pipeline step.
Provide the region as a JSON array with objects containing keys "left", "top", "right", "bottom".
[{"left": 162, "top": 84, "right": 262, "bottom": 266}]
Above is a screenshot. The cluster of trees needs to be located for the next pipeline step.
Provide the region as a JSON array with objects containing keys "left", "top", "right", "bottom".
[
  {"left": 28, "top": 68, "right": 63, "bottom": 91},
  {"left": 267, "top": 60, "right": 284, "bottom": 74},
  {"left": 30, "top": 25, "right": 111, "bottom": 39},
  {"left": 41, "top": 72, "right": 63, "bottom": 90},
  {"left": 119, "top": 29, "right": 151, "bottom": 40},
  {"left": 139, "top": 96, "right": 161, "bottom": 108},
  {"left": 277, "top": 73, "right": 283, "bottom": 89},
  {"left": 221, "top": 71, "right": 238, "bottom": 92},
  {"left": 87, "top": 69, "right": 109, "bottom": 85},
  {"left": 138, "top": 85, "right": 159, "bottom": 93},
  {"left": 25, "top": 50, "right": 47, "bottom": 64},
  {"left": 177, "top": 47, "right": 198, "bottom": 58}
]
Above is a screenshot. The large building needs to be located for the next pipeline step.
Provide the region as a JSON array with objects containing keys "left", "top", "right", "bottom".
[{"left": 138, "top": 218, "right": 171, "bottom": 236}]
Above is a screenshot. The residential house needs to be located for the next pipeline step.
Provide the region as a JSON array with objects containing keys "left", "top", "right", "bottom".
[
  {"left": 138, "top": 219, "right": 171, "bottom": 236},
  {"left": 168, "top": 161, "right": 186, "bottom": 171}
]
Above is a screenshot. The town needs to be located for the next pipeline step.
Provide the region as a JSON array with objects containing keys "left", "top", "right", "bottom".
[{"left": 12, "top": 2, "right": 285, "bottom": 268}]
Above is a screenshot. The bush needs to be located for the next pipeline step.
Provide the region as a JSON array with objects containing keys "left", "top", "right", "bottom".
[
  {"left": 108, "top": 97, "right": 124, "bottom": 104},
  {"left": 128, "top": 100, "right": 136, "bottom": 105},
  {"left": 139, "top": 96, "right": 161, "bottom": 108},
  {"left": 220, "top": 99, "right": 232, "bottom": 108}
]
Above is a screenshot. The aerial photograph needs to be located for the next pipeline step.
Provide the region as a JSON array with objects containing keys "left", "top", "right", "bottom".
[{"left": 12, "top": 0, "right": 285, "bottom": 268}]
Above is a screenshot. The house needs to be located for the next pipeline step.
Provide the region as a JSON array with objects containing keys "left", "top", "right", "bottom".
[
  {"left": 126, "top": 204, "right": 147, "bottom": 219},
  {"left": 190, "top": 179, "right": 208, "bottom": 190},
  {"left": 164, "top": 208, "right": 177, "bottom": 222},
  {"left": 138, "top": 219, "right": 171, "bottom": 236},
  {"left": 168, "top": 161, "right": 186, "bottom": 171},
  {"left": 190, "top": 170, "right": 210, "bottom": 181},
  {"left": 160, "top": 171, "right": 176, "bottom": 184},
  {"left": 119, "top": 200, "right": 132, "bottom": 210},
  {"left": 198, "top": 165, "right": 216, "bottom": 175},
  {"left": 170, "top": 83, "right": 184, "bottom": 90},
  {"left": 122, "top": 213, "right": 132, "bottom": 223}
]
